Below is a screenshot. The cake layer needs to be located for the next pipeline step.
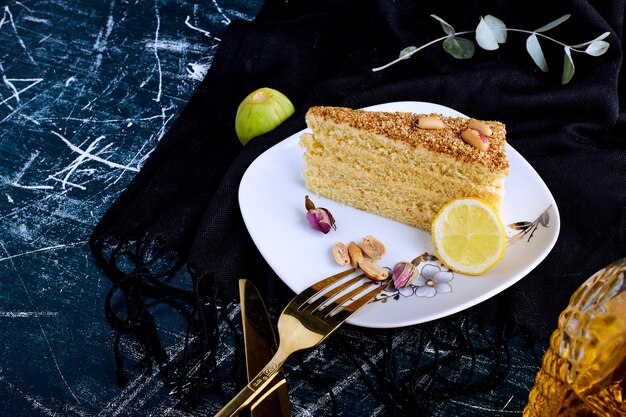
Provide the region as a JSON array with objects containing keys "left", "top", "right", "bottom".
[
  {"left": 301, "top": 131, "right": 506, "bottom": 195},
  {"left": 300, "top": 106, "right": 509, "bottom": 231},
  {"left": 304, "top": 160, "right": 504, "bottom": 208},
  {"left": 304, "top": 160, "right": 503, "bottom": 230}
]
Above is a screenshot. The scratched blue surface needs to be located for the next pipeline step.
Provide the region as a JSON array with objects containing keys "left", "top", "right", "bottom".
[
  {"left": 0, "top": 1, "right": 261, "bottom": 415},
  {"left": 0, "top": 1, "right": 543, "bottom": 416}
]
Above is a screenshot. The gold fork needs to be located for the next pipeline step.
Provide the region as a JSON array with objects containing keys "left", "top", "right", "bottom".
[{"left": 214, "top": 267, "right": 387, "bottom": 417}]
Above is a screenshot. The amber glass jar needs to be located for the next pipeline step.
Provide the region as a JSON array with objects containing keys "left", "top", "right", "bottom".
[{"left": 524, "top": 258, "right": 626, "bottom": 417}]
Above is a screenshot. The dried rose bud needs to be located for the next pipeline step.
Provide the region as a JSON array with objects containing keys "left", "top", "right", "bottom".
[
  {"left": 392, "top": 261, "right": 418, "bottom": 289},
  {"left": 305, "top": 195, "right": 336, "bottom": 234}
]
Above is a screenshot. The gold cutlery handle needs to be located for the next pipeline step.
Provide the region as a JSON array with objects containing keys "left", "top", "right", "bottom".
[
  {"left": 214, "top": 386, "right": 256, "bottom": 417},
  {"left": 217, "top": 269, "right": 380, "bottom": 417},
  {"left": 214, "top": 349, "right": 288, "bottom": 417}
]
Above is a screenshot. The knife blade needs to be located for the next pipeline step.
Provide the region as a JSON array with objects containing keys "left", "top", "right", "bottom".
[{"left": 239, "top": 279, "right": 292, "bottom": 417}]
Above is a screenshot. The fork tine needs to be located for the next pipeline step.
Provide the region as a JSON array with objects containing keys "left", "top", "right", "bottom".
[
  {"left": 304, "top": 273, "right": 366, "bottom": 312},
  {"left": 318, "top": 280, "right": 373, "bottom": 317},
  {"left": 317, "top": 279, "right": 376, "bottom": 317},
  {"left": 291, "top": 267, "right": 356, "bottom": 307},
  {"left": 323, "top": 282, "right": 387, "bottom": 324}
]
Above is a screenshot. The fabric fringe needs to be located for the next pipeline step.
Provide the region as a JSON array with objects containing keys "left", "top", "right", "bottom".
[
  {"left": 91, "top": 236, "right": 241, "bottom": 408},
  {"left": 91, "top": 235, "right": 520, "bottom": 416}
]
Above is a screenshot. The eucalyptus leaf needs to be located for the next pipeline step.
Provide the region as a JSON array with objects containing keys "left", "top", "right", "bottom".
[
  {"left": 526, "top": 33, "right": 548, "bottom": 72},
  {"left": 443, "top": 36, "right": 475, "bottom": 59},
  {"left": 535, "top": 14, "right": 570, "bottom": 33},
  {"left": 593, "top": 31, "right": 611, "bottom": 42},
  {"left": 476, "top": 18, "right": 499, "bottom": 50},
  {"left": 484, "top": 15, "right": 507, "bottom": 43},
  {"left": 399, "top": 46, "right": 418, "bottom": 60},
  {"left": 571, "top": 32, "right": 611, "bottom": 48},
  {"left": 562, "top": 47, "right": 575, "bottom": 84},
  {"left": 475, "top": 16, "right": 507, "bottom": 50},
  {"left": 585, "top": 40, "right": 610, "bottom": 56},
  {"left": 430, "top": 14, "right": 455, "bottom": 36}
]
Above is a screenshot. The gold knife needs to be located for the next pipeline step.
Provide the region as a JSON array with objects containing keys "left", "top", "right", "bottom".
[{"left": 239, "top": 279, "right": 292, "bottom": 417}]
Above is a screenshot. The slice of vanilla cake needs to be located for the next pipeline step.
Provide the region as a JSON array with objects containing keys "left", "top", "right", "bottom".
[{"left": 299, "top": 106, "right": 509, "bottom": 231}]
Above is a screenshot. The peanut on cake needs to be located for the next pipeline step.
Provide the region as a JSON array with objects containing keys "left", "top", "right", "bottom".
[{"left": 299, "top": 106, "right": 509, "bottom": 231}]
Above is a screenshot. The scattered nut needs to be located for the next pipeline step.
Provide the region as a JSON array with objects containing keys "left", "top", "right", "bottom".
[
  {"left": 360, "top": 235, "right": 386, "bottom": 260},
  {"left": 461, "top": 128, "right": 490, "bottom": 151},
  {"left": 467, "top": 120, "right": 493, "bottom": 137},
  {"left": 330, "top": 237, "right": 389, "bottom": 282},
  {"left": 415, "top": 116, "right": 445, "bottom": 129},
  {"left": 332, "top": 242, "right": 350, "bottom": 266},
  {"left": 359, "top": 258, "right": 389, "bottom": 281},
  {"left": 347, "top": 241, "right": 364, "bottom": 268}
]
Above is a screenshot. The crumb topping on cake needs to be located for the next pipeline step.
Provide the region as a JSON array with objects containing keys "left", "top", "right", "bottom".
[{"left": 306, "top": 106, "right": 509, "bottom": 172}]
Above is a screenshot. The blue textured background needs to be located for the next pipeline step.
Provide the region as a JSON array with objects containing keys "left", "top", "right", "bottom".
[
  {"left": 0, "top": 1, "right": 261, "bottom": 415},
  {"left": 0, "top": 1, "right": 544, "bottom": 415}
]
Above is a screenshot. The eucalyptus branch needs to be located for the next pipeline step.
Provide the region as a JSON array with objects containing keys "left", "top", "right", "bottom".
[
  {"left": 372, "top": 14, "right": 611, "bottom": 84},
  {"left": 373, "top": 31, "right": 473, "bottom": 71}
]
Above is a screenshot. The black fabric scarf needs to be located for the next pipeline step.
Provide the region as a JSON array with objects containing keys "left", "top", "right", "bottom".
[{"left": 89, "top": 0, "right": 626, "bottom": 414}]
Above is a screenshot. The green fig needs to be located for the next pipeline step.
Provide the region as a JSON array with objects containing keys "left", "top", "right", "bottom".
[{"left": 235, "top": 87, "right": 295, "bottom": 145}]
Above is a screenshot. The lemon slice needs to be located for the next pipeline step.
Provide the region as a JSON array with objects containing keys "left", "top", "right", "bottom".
[{"left": 431, "top": 198, "right": 506, "bottom": 275}]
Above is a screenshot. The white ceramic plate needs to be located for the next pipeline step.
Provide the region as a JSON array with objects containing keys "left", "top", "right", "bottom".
[{"left": 239, "top": 101, "right": 560, "bottom": 328}]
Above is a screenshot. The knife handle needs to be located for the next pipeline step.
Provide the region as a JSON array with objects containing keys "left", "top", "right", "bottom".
[
  {"left": 214, "top": 385, "right": 256, "bottom": 417},
  {"left": 215, "top": 350, "right": 287, "bottom": 417}
]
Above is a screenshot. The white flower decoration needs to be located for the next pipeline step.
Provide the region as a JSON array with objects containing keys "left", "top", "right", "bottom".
[{"left": 413, "top": 264, "right": 453, "bottom": 297}]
